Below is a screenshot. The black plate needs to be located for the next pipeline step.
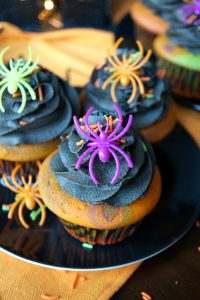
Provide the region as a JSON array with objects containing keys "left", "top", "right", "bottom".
[{"left": 0, "top": 124, "right": 200, "bottom": 271}]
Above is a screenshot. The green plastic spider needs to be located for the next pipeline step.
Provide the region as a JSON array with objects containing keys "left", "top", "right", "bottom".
[{"left": 0, "top": 46, "right": 40, "bottom": 114}]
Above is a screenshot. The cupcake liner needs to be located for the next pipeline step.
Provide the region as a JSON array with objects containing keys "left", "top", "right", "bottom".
[
  {"left": 60, "top": 218, "right": 140, "bottom": 245},
  {"left": 133, "top": 22, "right": 157, "bottom": 50},
  {"left": 0, "top": 160, "right": 40, "bottom": 184},
  {"left": 157, "top": 57, "right": 200, "bottom": 100}
]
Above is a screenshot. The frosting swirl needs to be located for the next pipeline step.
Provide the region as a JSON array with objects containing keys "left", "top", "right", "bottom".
[
  {"left": 51, "top": 110, "right": 155, "bottom": 207},
  {"left": 0, "top": 66, "right": 80, "bottom": 146},
  {"left": 142, "top": 0, "right": 182, "bottom": 20},
  {"left": 168, "top": 5, "right": 200, "bottom": 54},
  {"left": 83, "top": 49, "right": 171, "bottom": 129}
]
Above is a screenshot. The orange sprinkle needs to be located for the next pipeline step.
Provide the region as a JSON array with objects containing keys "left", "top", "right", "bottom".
[
  {"left": 141, "top": 291, "right": 152, "bottom": 300},
  {"left": 187, "top": 14, "right": 197, "bottom": 24},
  {"left": 12, "top": 92, "right": 21, "bottom": 98},
  {"left": 41, "top": 293, "right": 60, "bottom": 300},
  {"left": 196, "top": 220, "right": 200, "bottom": 228},
  {"left": 71, "top": 273, "right": 79, "bottom": 289},
  {"left": 76, "top": 140, "right": 84, "bottom": 146},
  {"left": 19, "top": 121, "right": 27, "bottom": 126},
  {"left": 95, "top": 79, "right": 100, "bottom": 88},
  {"left": 66, "top": 134, "right": 70, "bottom": 139},
  {"left": 141, "top": 76, "right": 151, "bottom": 82},
  {"left": 38, "top": 84, "right": 43, "bottom": 101},
  {"left": 119, "top": 139, "right": 126, "bottom": 144}
]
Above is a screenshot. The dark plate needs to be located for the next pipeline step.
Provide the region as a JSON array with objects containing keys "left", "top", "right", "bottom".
[{"left": 0, "top": 124, "right": 200, "bottom": 271}]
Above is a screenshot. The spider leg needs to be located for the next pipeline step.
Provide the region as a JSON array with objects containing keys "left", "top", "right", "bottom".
[
  {"left": 102, "top": 71, "right": 120, "bottom": 91},
  {"left": 0, "top": 83, "right": 9, "bottom": 112},
  {"left": 76, "top": 145, "right": 97, "bottom": 169},
  {"left": 108, "top": 104, "right": 123, "bottom": 139},
  {"left": 128, "top": 41, "right": 144, "bottom": 67},
  {"left": 110, "top": 144, "right": 134, "bottom": 168},
  {"left": 18, "top": 200, "right": 30, "bottom": 229},
  {"left": 107, "top": 55, "right": 122, "bottom": 69},
  {"left": 84, "top": 107, "right": 100, "bottom": 139},
  {"left": 107, "top": 38, "right": 124, "bottom": 67},
  {"left": 9, "top": 59, "right": 14, "bottom": 71},
  {"left": 0, "top": 47, "right": 10, "bottom": 74},
  {"left": 89, "top": 148, "right": 99, "bottom": 184},
  {"left": 131, "top": 49, "right": 152, "bottom": 71},
  {"left": 2, "top": 174, "right": 19, "bottom": 193},
  {"left": 8, "top": 198, "right": 22, "bottom": 220},
  {"left": 109, "top": 114, "right": 133, "bottom": 142},
  {"left": 19, "top": 56, "right": 40, "bottom": 77},
  {"left": 127, "top": 76, "right": 138, "bottom": 104},
  {"left": 109, "top": 148, "right": 120, "bottom": 184},
  {"left": 33, "top": 197, "right": 46, "bottom": 226},
  {"left": 18, "top": 79, "right": 37, "bottom": 100},
  {"left": 130, "top": 72, "right": 145, "bottom": 95},
  {"left": 11, "top": 164, "right": 24, "bottom": 191},
  {"left": 73, "top": 116, "right": 96, "bottom": 142},
  {"left": 110, "top": 75, "right": 122, "bottom": 103},
  {"left": 16, "top": 82, "right": 28, "bottom": 114},
  {"left": 0, "top": 78, "right": 9, "bottom": 86}
]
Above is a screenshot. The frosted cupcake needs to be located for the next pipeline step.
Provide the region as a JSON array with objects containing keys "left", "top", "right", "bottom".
[
  {"left": 39, "top": 104, "right": 161, "bottom": 245},
  {"left": 153, "top": 0, "right": 200, "bottom": 107},
  {"left": 82, "top": 38, "right": 176, "bottom": 143},
  {"left": 131, "top": 0, "right": 182, "bottom": 49},
  {"left": 0, "top": 46, "right": 80, "bottom": 178}
]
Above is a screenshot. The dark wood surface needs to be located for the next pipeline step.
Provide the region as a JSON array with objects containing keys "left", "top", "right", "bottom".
[{"left": 112, "top": 225, "right": 200, "bottom": 300}]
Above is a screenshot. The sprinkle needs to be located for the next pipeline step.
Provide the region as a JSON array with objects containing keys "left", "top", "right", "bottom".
[
  {"left": 95, "top": 79, "right": 100, "bottom": 88},
  {"left": 76, "top": 140, "right": 84, "bottom": 146},
  {"left": 196, "top": 220, "right": 200, "bottom": 227},
  {"left": 146, "top": 94, "right": 154, "bottom": 99},
  {"left": 141, "top": 291, "right": 152, "bottom": 300},
  {"left": 66, "top": 134, "right": 71, "bottom": 140},
  {"left": 141, "top": 76, "right": 151, "bottom": 82},
  {"left": 71, "top": 273, "right": 79, "bottom": 289},
  {"left": 197, "top": 25, "right": 200, "bottom": 30},
  {"left": 41, "top": 294, "right": 60, "bottom": 300},
  {"left": 119, "top": 139, "right": 126, "bottom": 144},
  {"left": 19, "top": 121, "right": 27, "bottom": 126},
  {"left": 82, "top": 242, "right": 93, "bottom": 250},
  {"left": 38, "top": 84, "right": 43, "bottom": 101},
  {"left": 141, "top": 141, "right": 148, "bottom": 152},
  {"left": 187, "top": 14, "right": 197, "bottom": 24},
  {"left": 30, "top": 207, "right": 42, "bottom": 221},
  {"left": 12, "top": 92, "right": 21, "bottom": 98},
  {"left": 2, "top": 204, "right": 11, "bottom": 212}
]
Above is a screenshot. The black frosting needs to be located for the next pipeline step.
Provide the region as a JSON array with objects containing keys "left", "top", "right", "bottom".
[
  {"left": 83, "top": 49, "right": 171, "bottom": 130},
  {"left": 0, "top": 65, "right": 80, "bottom": 146},
  {"left": 168, "top": 6, "right": 200, "bottom": 55},
  {"left": 142, "top": 0, "right": 183, "bottom": 21},
  {"left": 51, "top": 111, "right": 155, "bottom": 207}
]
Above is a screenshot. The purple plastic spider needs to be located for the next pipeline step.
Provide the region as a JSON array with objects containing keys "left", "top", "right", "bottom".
[
  {"left": 73, "top": 104, "right": 134, "bottom": 185},
  {"left": 179, "top": 0, "right": 200, "bottom": 26}
]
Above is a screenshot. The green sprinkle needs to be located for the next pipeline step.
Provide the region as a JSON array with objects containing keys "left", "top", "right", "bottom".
[
  {"left": 2, "top": 205, "right": 10, "bottom": 212},
  {"left": 147, "top": 93, "right": 154, "bottom": 99},
  {"left": 82, "top": 243, "right": 93, "bottom": 250},
  {"left": 141, "top": 141, "right": 148, "bottom": 153},
  {"left": 108, "top": 68, "right": 117, "bottom": 73},
  {"left": 197, "top": 26, "right": 200, "bottom": 30}
]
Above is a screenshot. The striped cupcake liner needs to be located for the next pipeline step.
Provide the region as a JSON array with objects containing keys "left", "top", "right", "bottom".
[
  {"left": 60, "top": 219, "right": 140, "bottom": 245},
  {"left": 0, "top": 160, "right": 40, "bottom": 185},
  {"left": 157, "top": 57, "right": 200, "bottom": 100},
  {"left": 134, "top": 22, "right": 157, "bottom": 50}
]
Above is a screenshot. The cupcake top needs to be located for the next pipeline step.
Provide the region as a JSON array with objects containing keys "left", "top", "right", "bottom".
[
  {"left": 84, "top": 38, "right": 171, "bottom": 130},
  {"left": 141, "top": 0, "right": 182, "bottom": 20},
  {"left": 51, "top": 104, "right": 155, "bottom": 207},
  {"left": 0, "top": 47, "right": 80, "bottom": 146},
  {"left": 168, "top": 0, "right": 200, "bottom": 54}
]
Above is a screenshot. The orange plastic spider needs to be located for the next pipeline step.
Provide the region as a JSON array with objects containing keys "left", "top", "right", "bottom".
[
  {"left": 102, "top": 37, "right": 152, "bottom": 104},
  {"left": 3, "top": 163, "right": 46, "bottom": 229}
]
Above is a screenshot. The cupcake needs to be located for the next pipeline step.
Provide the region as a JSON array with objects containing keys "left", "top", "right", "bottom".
[
  {"left": 0, "top": 46, "right": 80, "bottom": 178},
  {"left": 82, "top": 38, "right": 176, "bottom": 143},
  {"left": 130, "top": 0, "right": 182, "bottom": 49},
  {"left": 153, "top": 0, "right": 200, "bottom": 108},
  {"left": 38, "top": 104, "right": 161, "bottom": 245}
]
